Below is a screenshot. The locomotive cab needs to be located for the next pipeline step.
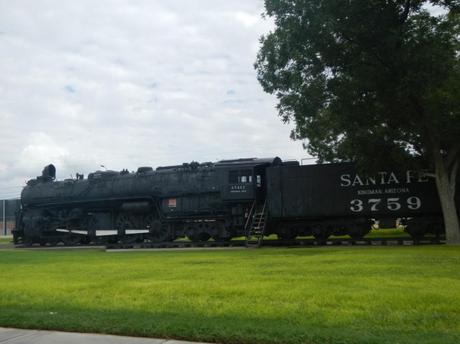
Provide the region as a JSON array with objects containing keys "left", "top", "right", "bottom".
[{"left": 216, "top": 157, "right": 282, "bottom": 205}]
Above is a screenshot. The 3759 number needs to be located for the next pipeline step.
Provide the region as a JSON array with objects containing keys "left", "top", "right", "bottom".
[{"left": 349, "top": 197, "right": 421, "bottom": 212}]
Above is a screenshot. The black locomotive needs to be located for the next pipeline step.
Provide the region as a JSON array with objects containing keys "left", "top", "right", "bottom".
[{"left": 13, "top": 157, "right": 447, "bottom": 245}]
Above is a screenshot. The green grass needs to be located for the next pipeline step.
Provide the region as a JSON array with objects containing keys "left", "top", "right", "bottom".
[
  {"left": 365, "top": 228, "right": 409, "bottom": 238},
  {"left": 0, "top": 247, "right": 459, "bottom": 344}
]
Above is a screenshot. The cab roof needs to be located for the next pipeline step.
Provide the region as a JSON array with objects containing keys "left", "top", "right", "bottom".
[{"left": 215, "top": 157, "right": 282, "bottom": 168}]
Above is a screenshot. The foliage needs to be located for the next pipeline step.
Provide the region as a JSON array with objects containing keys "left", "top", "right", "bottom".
[
  {"left": 255, "top": 0, "right": 460, "bottom": 242},
  {"left": 256, "top": 0, "right": 459, "bottom": 167},
  {"left": 0, "top": 247, "right": 459, "bottom": 343}
]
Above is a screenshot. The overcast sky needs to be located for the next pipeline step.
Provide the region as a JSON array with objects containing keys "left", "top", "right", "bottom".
[{"left": 0, "top": 0, "right": 308, "bottom": 199}]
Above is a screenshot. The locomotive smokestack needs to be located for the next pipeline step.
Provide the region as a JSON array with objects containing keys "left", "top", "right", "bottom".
[{"left": 41, "top": 164, "right": 56, "bottom": 181}]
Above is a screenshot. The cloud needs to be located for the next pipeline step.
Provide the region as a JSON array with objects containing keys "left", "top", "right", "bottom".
[
  {"left": 0, "top": 0, "right": 308, "bottom": 199},
  {"left": 64, "top": 85, "right": 76, "bottom": 93},
  {"left": 234, "top": 11, "right": 260, "bottom": 27}
]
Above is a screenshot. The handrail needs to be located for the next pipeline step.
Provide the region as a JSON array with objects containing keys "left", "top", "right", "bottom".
[
  {"left": 256, "top": 200, "right": 267, "bottom": 244},
  {"left": 256, "top": 200, "right": 266, "bottom": 230},
  {"left": 244, "top": 200, "right": 256, "bottom": 235}
]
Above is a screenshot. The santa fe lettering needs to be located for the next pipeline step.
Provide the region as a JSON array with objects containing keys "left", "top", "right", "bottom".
[{"left": 340, "top": 170, "right": 429, "bottom": 187}]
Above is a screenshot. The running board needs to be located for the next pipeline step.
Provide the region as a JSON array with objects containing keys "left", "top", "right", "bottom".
[{"left": 56, "top": 229, "right": 149, "bottom": 236}]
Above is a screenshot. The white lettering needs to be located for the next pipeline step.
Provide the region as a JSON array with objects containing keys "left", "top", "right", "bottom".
[
  {"left": 378, "top": 172, "right": 387, "bottom": 184},
  {"left": 352, "top": 175, "right": 364, "bottom": 187},
  {"left": 348, "top": 196, "right": 423, "bottom": 212},
  {"left": 384, "top": 188, "right": 409, "bottom": 194},
  {"left": 357, "top": 189, "right": 383, "bottom": 195},
  {"left": 366, "top": 176, "right": 376, "bottom": 185},
  {"left": 340, "top": 174, "right": 351, "bottom": 187},
  {"left": 341, "top": 170, "right": 429, "bottom": 188},
  {"left": 406, "top": 170, "right": 416, "bottom": 183},
  {"left": 387, "top": 172, "right": 400, "bottom": 184}
]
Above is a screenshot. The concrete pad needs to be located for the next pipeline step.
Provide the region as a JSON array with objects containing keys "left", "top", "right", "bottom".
[
  {"left": 0, "top": 328, "right": 211, "bottom": 344},
  {"left": 0, "top": 243, "right": 14, "bottom": 250}
]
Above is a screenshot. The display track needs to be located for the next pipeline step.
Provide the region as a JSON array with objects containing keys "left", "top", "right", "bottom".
[{"left": 13, "top": 237, "right": 445, "bottom": 250}]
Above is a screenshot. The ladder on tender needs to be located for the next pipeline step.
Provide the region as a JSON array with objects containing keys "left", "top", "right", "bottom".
[{"left": 245, "top": 200, "right": 267, "bottom": 248}]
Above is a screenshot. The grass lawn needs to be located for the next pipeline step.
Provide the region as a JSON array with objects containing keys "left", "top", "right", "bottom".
[
  {"left": 0, "top": 246, "right": 459, "bottom": 344},
  {"left": 364, "top": 228, "right": 409, "bottom": 238}
]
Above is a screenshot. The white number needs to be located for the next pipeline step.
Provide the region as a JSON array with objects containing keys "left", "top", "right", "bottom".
[
  {"left": 368, "top": 199, "right": 381, "bottom": 211},
  {"left": 387, "top": 198, "right": 401, "bottom": 211},
  {"left": 350, "top": 197, "right": 421, "bottom": 211},
  {"left": 350, "top": 199, "right": 363, "bottom": 212},
  {"left": 407, "top": 196, "right": 421, "bottom": 210}
]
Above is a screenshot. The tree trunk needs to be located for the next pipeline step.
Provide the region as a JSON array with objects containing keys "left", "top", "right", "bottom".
[{"left": 434, "top": 153, "right": 460, "bottom": 244}]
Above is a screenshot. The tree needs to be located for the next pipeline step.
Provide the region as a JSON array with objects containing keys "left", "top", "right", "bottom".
[{"left": 255, "top": 0, "right": 460, "bottom": 243}]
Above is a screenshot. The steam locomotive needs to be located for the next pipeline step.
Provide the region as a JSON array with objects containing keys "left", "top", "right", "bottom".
[{"left": 13, "top": 157, "right": 446, "bottom": 245}]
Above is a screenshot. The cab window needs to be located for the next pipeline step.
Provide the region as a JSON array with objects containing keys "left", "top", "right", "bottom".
[
  {"left": 228, "top": 170, "right": 253, "bottom": 184},
  {"left": 239, "top": 170, "right": 251, "bottom": 183},
  {"left": 229, "top": 171, "right": 238, "bottom": 183}
]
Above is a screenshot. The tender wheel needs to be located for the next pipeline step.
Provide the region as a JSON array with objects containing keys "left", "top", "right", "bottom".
[
  {"left": 348, "top": 221, "right": 372, "bottom": 241},
  {"left": 277, "top": 231, "right": 297, "bottom": 241},
  {"left": 188, "top": 232, "right": 211, "bottom": 242},
  {"left": 312, "top": 226, "right": 330, "bottom": 244},
  {"left": 405, "top": 225, "right": 425, "bottom": 242},
  {"left": 349, "top": 226, "right": 365, "bottom": 240},
  {"left": 313, "top": 233, "right": 329, "bottom": 244},
  {"left": 350, "top": 234, "right": 364, "bottom": 241}
]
